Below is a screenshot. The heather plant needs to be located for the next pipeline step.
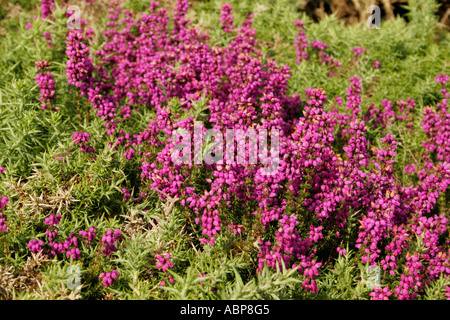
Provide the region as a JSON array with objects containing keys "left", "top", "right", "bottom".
[{"left": 0, "top": 0, "right": 449, "bottom": 301}]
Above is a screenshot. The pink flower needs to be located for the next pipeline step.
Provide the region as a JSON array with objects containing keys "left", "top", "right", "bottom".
[
  {"left": 156, "top": 253, "right": 174, "bottom": 272},
  {"left": 370, "top": 286, "right": 393, "bottom": 300},
  {"left": 99, "top": 270, "right": 119, "bottom": 287}
]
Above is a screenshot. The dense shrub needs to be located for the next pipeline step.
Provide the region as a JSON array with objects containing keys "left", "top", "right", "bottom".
[{"left": 0, "top": 0, "right": 449, "bottom": 300}]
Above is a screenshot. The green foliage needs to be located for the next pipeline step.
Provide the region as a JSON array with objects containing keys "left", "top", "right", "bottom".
[
  {"left": 316, "top": 250, "right": 369, "bottom": 300},
  {"left": 6, "top": 0, "right": 39, "bottom": 12}
]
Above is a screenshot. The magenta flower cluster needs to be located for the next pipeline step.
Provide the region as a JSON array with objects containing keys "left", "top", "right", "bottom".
[
  {"left": 421, "top": 75, "right": 450, "bottom": 162},
  {"left": 40, "top": 0, "right": 55, "bottom": 19},
  {"left": 295, "top": 21, "right": 341, "bottom": 69},
  {"left": 0, "top": 196, "right": 8, "bottom": 233},
  {"left": 72, "top": 131, "right": 95, "bottom": 153},
  {"left": 121, "top": 188, "right": 131, "bottom": 202},
  {"left": 35, "top": 60, "right": 55, "bottom": 110},
  {"left": 79, "top": 227, "right": 96, "bottom": 245},
  {"left": 369, "top": 286, "right": 393, "bottom": 300},
  {"left": 99, "top": 270, "right": 119, "bottom": 287},
  {"left": 294, "top": 21, "right": 308, "bottom": 63},
  {"left": 156, "top": 253, "right": 174, "bottom": 272},
  {"left": 65, "top": 30, "right": 95, "bottom": 94},
  {"left": 27, "top": 213, "right": 126, "bottom": 290},
  {"left": 220, "top": 3, "right": 234, "bottom": 33},
  {"left": 351, "top": 46, "right": 369, "bottom": 57},
  {"left": 42, "top": 0, "right": 450, "bottom": 298},
  {"left": 101, "top": 229, "right": 121, "bottom": 256},
  {"left": 44, "top": 213, "right": 61, "bottom": 227},
  {"left": 27, "top": 239, "right": 44, "bottom": 253},
  {"left": 26, "top": 211, "right": 121, "bottom": 263}
]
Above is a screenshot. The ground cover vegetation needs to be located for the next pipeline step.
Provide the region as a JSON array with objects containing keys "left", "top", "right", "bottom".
[{"left": 0, "top": 0, "right": 449, "bottom": 300}]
